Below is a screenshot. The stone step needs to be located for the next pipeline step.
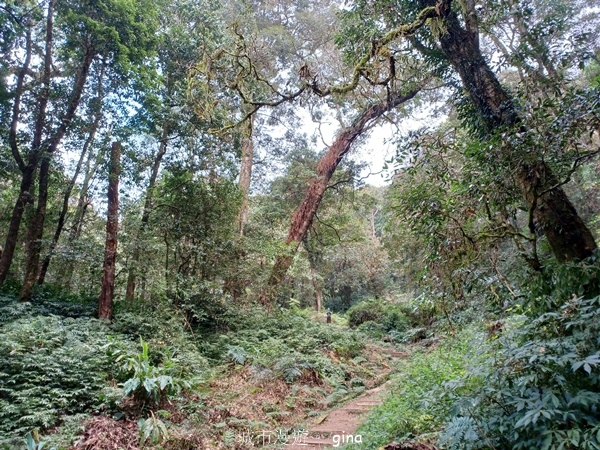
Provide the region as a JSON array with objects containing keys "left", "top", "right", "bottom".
[
  {"left": 354, "top": 401, "right": 379, "bottom": 406},
  {"left": 308, "top": 429, "right": 361, "bottom": 440},
  {"left": 286, "top": 437, "right": 332, "bottom": 450},
  {"left": 340, "top": 406, "right": 372, "bottom": 414},
  {"left": 304, "top": 438, "right": 335, "bottom": 444}
]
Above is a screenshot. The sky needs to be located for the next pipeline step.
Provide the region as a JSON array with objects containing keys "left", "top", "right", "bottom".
[{"left": 296, "top": 104, "right": 445, "bottom": 187}]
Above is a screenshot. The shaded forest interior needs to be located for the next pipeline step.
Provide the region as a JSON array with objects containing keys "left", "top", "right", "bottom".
[{"left": 1, "top": 0, "right": 600, "bottom": 448}]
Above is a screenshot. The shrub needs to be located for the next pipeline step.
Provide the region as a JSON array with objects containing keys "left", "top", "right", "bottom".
[
  {"left": 346, "top": 299, "right": 410, "bottom": 337},
  {"left": 440, "top": 295, "right": 600, "bottom": 450},
  {"left": 200, "top": 307, "right": 368, "bottom": 387},
  {"left": 117, "top": 338, "right": 190, "bottom": 409}
]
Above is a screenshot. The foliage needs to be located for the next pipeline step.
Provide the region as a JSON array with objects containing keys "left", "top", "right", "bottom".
[
  {"left": 0, "top": 296, "right": 129, "bottom": 444},
  {"left": 24, "top": 431, "right": 46, "bottom": 450},
  {"left": 345, "top": 298, "right": 415, "bottom": 343},
  {"left": 117, "top": 338, "right": 190, "bottom": 408},
  {"left": 149, "top": 168, "right": 242, "bottom": 309},
  {"left": 202, "top": 307, "right": 369, "bottom": 387},
  {"left": 346, "top": 299, "right": 408, "bottom": 329},
  {"left": 138, "top": 411, "right": 170, "bottom": 447},
  {"left": 349, "top": 329, "right": 477, "bottom": 448},
  {"left": 440, "top": 294, "right": 600, "bottom": 450},
  {"left": 0, "top": 293, "right": 209, "bottom": 446},
  {"left": 524, "top": 250, "right": 600, "bottom": 312}
]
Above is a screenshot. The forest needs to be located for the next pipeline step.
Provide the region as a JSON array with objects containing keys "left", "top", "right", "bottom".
[{"left": 1, "top": 0, "right": 600, "bottom": 448}]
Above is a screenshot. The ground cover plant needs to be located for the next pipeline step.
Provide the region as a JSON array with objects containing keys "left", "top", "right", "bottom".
[
  {"left": 0, "top": 289, "right": 396, "bottom": 449},
  {"left": 348, "top": 327, "right": 480, "bottom": 449}
]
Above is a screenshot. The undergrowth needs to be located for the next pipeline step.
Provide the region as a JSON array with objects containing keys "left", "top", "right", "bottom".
[
  {"left": 201, "top": 307, "right": 369, "bottom": 387},
  {"left": 352, "top": 256, "right": 600, "bottom": 450},
  {"left": 440, "top": 295, "right": 600, "bottom": 450},
  {"left": 348, "top": 328, "right": 479, "bottom": 449},
  {"left": 0, "top": 296, "right": 128, "bottom": 445},
  {"left": 0, "top": 291, "right": 390, "bottom": 449},
  {"left": 0, "top": 293, "right": 205, "bottom": 448}
]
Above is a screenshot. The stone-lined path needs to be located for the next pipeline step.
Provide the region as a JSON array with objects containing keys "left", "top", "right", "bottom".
[{"left": 286, "top": 346, "right": 405, "bottom": 449}]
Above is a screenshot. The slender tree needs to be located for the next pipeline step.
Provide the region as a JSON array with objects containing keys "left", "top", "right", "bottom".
[
  {"left": 20, "top": 33, "right": 97, "bottom": 300},
  {"left": 98, "top": 142, "right": 121, "bottom": 320},
  {"left": 59, "top": 142, "right": 107, "bottom": 288},
  {"left": 124, "top": 124, "right": 169, "bottom": 301},
  {"left": 37, "top": 64, "right": 106, "bottom": 285},
  {"left": 0, "top": 0, "right": 54, "bottom": 286},
  {"left": 238, "top": 116, "right": 255, "bottom": 236}
]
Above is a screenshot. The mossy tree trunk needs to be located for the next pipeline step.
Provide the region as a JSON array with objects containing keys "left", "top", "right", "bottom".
[
  {"left": 423, "top": 0, "right": 597, "bottom": 262},
  {"left": 98, "top": 142, "right": 121, "bottom": 320},
  {"left": 260, "top": 88, "right": 420, "bottom": 305}
]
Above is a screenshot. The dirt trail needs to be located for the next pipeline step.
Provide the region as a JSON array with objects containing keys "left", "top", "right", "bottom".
[{"left": 286, "top": 346, "right": 404, "bottom": 450}]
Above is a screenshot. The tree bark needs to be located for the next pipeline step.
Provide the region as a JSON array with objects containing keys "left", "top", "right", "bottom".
[
  {"left": 20, "top": 36, "right": 96, "bottom": 301},
  {"left": 311, "top": 264, "right": 323, "bottom": 312},
  {"left": 238, "top": 115, "right": 255, "bottom": 236},
  {"left": 124, "top": 124, "right": 169, "bottom": 301},
  {"left": 425, "top": 2, "right": 597, "bottom": 262},
  {"left": 98, "top": 142, "right": 121, "bottom": 320},
  {"left": 259, "top": 88, "right": 420, "bottom": 305},
  {"left": 305, "top": 240, "right": 323, "bottom": 312}
]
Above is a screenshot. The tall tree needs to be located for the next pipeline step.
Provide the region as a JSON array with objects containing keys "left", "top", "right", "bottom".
[
  {"left": 417, "top": 0, "right": 596, "bottom": 262},
  {"left": 0, "top": 0, "right": 158, "bottom": 295},
  {"left": 98, "top": 141, "right": 121, "bottom": 321},
  {"left": 238, "top": 116, "right": 255, "bottom": 236},
  {"left": 331, "top": 0, "right": 598, "bottom": 263},
  {"left": 37, "top": 63, "right": 107, "bottom": 285},
  {"left": 15, "top": 0, "right": 159, "bottom": 300},
  {"left": 124, "top": 0, "right": 222, "bottom": 301},
  {"left": 0, "top": 0, "right": 54, "bottom": 286},
  {"left": 59, "top": 140, "right": 107, "bottom": 288},
  {"left": 260, "top": 88, "right": 419, "bottom": 304}
]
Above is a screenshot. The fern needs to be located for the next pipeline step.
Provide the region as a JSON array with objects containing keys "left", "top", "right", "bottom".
[
  {"left": 273, "top": 356, "right": 314, "bottom": 382},
  {"left": 0, "top": 314, "right": 129, "bottom": 444},
  {"left": 439, "top": 416, "right": 481, "bottom": 450},
  {"left": 226, "top": 345, "right": 249, "bottom": 365}
]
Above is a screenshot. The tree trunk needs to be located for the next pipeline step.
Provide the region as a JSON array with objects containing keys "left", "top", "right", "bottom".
[
  {"left": 259, "top": 88, "right": 420, "bottom": 305},
  {"left": 310, "top": 262, "right": 323, "bottom": 312},
  {"left": 60, "top": 143, "right": 106, "bottom": 288},
  {"left": 20, "top": 36, "right": 96, "bottom": 301},
  {"left": 124, "top": 124, "right": 169, "bottom": 301},
  {"left": 222, "top": 116, "right": 255, "bottom": 302},
  {"left": 38, "top": 64, "right": 106, "bottom": 285},
  {"left": 0, "top": 2, "right": 53, "bottom": 286},
  {"left": 0, "top": 167, "right": 36, "bottom": 286},
  {"left": 238, "top": 115, "right": 255, "bottom": 236},
  {"left": 98, "top": 142, "right": 121, "bottom": 320},
  {"left": 427, "top": 2, "right": 597, "bottom": 262},
  {"left": 305, "top": 244, "right": 323, "bottom": 311}
]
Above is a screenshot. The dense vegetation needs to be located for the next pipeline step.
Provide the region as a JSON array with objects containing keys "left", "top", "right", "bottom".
[{"left": 1, "top": 0, "right": 599, "bottom": 448}]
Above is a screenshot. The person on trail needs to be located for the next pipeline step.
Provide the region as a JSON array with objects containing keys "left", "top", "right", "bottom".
[{"left": 326, "top": 308, "right": 332, "bottom": 324}]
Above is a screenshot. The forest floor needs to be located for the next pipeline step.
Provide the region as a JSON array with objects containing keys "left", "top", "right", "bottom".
[
  {"left": 286, "top": 345, "right": 405, "bottom": 450},
  {"left": 0, "top": 293, "right": 411, "bottom": 449}
]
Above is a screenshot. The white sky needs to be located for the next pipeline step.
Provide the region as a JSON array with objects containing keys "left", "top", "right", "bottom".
[{"left": 297, "top": 105, "right": 444, "bottom": 187}]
